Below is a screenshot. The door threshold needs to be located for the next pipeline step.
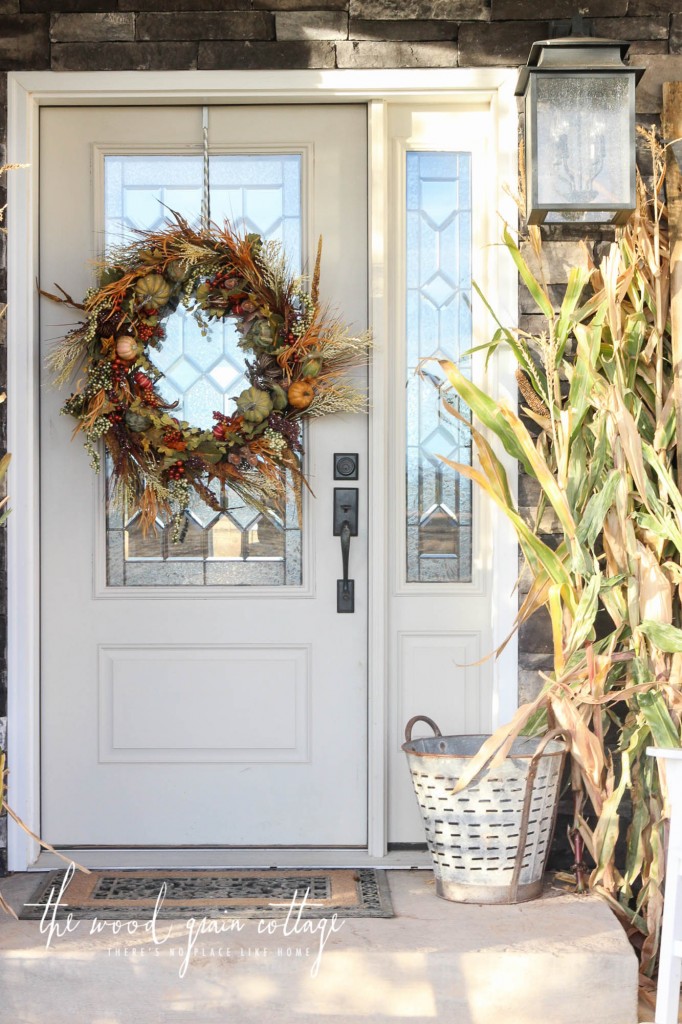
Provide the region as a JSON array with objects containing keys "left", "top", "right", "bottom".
[{"left": 30, "top": 848, "right": 432, "bottom": 871}]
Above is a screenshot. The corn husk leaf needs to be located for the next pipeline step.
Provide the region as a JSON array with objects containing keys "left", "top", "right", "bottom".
[
  {"left": 637, "top": 690, "right": 681, "bottom": 748},
  {"left": 639, "top": 620, "right": 682, "bottom": 655}
]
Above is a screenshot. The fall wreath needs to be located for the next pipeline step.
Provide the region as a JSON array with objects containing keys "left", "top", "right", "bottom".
[{"left": 47, "top": 216, "right": 370, "bottom": 536}]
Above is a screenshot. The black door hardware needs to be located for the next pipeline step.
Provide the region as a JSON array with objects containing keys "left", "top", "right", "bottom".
[
  {"left": 334, "top": 452, "right": 359, "bottom": 480},
  {"left": 333, "top": 487, "right": 358, "bottom": 613}
]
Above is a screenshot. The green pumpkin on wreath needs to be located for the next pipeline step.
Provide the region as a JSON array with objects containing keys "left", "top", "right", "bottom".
[
  {"left": 301, "top": 357, "right": 322, "bottom": 378},
  {"left": 244, "top": 319, "right": 276, "bottom": 350},
  {"left": 125, "top": 410, "right": 152, "bottom": 432},
  {"left": 166, "top": 260, "right": 190, "bottom": 283},
  {"left": 235, "top": 386, "right": 273, "bottom": 424},
  {"left": 135, "top": 273, "right": 172, "bottom": 310}
]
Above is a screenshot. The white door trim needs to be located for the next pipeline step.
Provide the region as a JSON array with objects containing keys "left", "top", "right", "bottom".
[{"left": 7, "top": 68, "right": 519, "bottom": 871}]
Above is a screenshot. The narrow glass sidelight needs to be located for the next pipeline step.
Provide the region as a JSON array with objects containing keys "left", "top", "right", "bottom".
[
  {"left": 405, "top": 151, "right": 473, "bottom": 583},
  {"left": 103, "top": 153, "right": 303, "bottom": 587}
]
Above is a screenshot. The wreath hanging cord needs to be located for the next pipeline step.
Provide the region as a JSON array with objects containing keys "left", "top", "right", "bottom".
[
  {"left": 45, "top": 211, "right": 371, "bottom": 539},
  {"left": 201, "top": 105, "right": 211, "bottom": 232}
]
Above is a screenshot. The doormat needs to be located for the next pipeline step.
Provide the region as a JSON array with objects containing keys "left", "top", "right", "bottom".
[{"left": 20, "top": 868, "right": 394, "bottom": 921}]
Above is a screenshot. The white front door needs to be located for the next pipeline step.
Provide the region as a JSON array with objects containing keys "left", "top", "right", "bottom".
[{"left": 39, "top": 105, "right": 368, "bottom": 847}]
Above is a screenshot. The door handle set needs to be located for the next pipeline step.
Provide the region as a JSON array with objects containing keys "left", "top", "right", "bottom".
[{"left": 333, "top": 480, "right": 358, "bottom": 614}]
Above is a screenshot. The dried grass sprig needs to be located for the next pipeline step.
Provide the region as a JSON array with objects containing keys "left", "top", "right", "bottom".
[
  {"left": 46, "top": 327, "right": 90, "bottom": 388},
  {"left": 306, "top": 383, "right": 368, "bottom": 418}
]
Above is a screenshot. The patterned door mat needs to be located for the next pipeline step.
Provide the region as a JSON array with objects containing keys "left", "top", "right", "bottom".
[{"left": 20, "top": 867, "right": 394, "bottom": 920}]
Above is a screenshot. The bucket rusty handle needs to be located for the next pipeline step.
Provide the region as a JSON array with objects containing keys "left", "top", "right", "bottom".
[
  {"left": 404, "top": 716, "right": 442, "bottom": 743},
  {"left": 509, "top": 728, "right": 568, "bottom": 903}
]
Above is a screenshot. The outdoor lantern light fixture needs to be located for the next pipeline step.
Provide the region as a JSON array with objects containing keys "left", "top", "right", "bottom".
[{"left": 516, "top": 38, "right": 644, "bottom": 226}]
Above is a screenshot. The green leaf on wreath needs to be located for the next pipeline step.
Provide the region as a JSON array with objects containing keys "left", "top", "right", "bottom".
[
  {"left": 99, "top": 265, "right": 125, "bottom": 288},
  {"left": 271, "top": 384, "right": 288, "bottom": 412}
]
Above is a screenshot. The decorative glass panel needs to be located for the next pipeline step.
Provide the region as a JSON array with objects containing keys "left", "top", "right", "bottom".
[
  {"left": 405, "top": 151, "right": 472, "bottom": 583},
  {"left": 104, "top": 154, "right": 303, "bottom": 587}
]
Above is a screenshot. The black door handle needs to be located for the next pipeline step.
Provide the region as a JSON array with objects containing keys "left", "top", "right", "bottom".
[
  {"left": 340, "top": 518, "right": 352, "bottom": 599},
  {"left": 334, "top": 488, "right": 357, "bottom": 613}
]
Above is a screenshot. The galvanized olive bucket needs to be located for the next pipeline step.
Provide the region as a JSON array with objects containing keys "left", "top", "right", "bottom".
[{"left": 402, "top": 716, "right": 566, "bottom": 904}]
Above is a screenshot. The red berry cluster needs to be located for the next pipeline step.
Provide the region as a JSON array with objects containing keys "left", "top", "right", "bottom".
[
  {"left": 108, "top": 407, "right": 125, "bottom": 425},
  {"left": 283, "top": 329, "right": 302, "bottom": 364},
  {"left": 163, "top": 428, "right": 186, "bottom": 451},
  {"left": 168, "top": 460, "right": 185, "bottom": 481},
  {"left": 111, "top": 357, "right": 128, "bottom": 384},
  {"left": 137, "top": 323, "right": 156, "bottom": 343}
]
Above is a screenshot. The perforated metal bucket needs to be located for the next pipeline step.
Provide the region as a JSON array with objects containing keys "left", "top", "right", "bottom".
[{"left": 402, "top": 716, "right": 566, "bottom": 904}]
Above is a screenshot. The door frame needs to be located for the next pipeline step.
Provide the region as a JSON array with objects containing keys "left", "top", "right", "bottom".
[{"left": 6, "top": 68, "right": 519, "bottom": 871}]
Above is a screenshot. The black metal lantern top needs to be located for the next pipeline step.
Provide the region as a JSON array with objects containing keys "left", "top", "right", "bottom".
[{"left": 516, "top": 38, "right": 644, "bottom": 226}]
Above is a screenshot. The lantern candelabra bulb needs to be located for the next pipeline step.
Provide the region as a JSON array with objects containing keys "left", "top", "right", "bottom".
[{"left": 552, "top": 127, "right": 605, "bottom": 206}]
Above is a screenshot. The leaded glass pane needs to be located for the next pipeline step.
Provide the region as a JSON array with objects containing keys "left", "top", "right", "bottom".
[
  {"left": 104, "top": 153, "right": 303, "bottom": 587},
  {"left": 406, "top": 151, "right": 472, "bottom": 583}
]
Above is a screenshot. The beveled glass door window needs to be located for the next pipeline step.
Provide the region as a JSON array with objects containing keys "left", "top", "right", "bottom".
[
  {"left": 405, "top": 150, "right": 473, "bottom": 584},
  {"left": 103, "top": 153, "right": 303, "bottom": 587}
]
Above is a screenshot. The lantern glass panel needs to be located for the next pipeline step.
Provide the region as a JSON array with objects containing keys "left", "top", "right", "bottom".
[{"left": 534, "top": 73, "right": 630, "bottom": 219}]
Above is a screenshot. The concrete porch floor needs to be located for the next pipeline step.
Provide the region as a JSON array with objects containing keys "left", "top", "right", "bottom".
[{"left": 0, "top": 869, "right": 638, "bottom": 1024}]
